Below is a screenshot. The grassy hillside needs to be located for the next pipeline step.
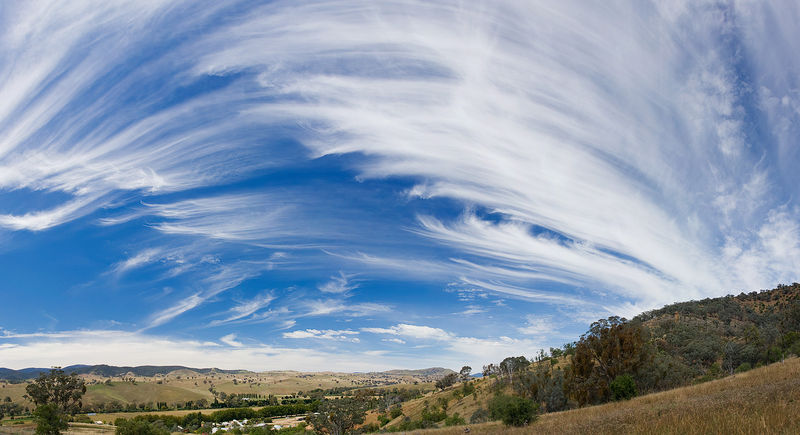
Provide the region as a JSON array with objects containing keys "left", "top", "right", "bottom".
[
  {"left": 380, "top": 356, "right": 800, "bottom": 434},
  {"left": 361, "top": 284, "right": 800, "bottom": 432},
  {"left": 84, "top": 382, "right": 208, "bottom": 407},
  {"left": 0, "top": 369, "right": 448, "bottom": 413}
]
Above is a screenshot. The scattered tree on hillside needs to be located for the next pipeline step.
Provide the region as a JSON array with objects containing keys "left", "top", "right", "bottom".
[
  {"left": 434, "top": 373, "right": 458, "bottom": 390},
  {"left": 459, "top": 366, "right": 472, "bottom": 381},
  {"left": 308, "top": 398, "right": 368, "bottom": 435},
  {"left": 498, "top": 356, "right": 530, "bottom": 385}
]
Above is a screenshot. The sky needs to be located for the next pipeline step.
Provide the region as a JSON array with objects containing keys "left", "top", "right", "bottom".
[{"left": 1, "top": 0, "right": 799, "bottom": 372}]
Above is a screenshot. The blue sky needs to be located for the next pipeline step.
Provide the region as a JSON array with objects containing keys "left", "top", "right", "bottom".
[{"left": 1, "top": 0, "right": 799, "bottom": 371}]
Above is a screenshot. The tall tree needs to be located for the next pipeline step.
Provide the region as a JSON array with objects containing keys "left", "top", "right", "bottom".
[
  {"left": 32, "top": 404, "right": 68, "bottom": 435},
  {"left": 308, "top": 398, "right": 367, "bottom": 435},
  {"left": 435, "top": 373, "right": 459, "bottom": 390},
  {"left": 499, "top": 356, "right": 530, "bottom": 385},
  {"left": 568, "top": 317, "right": 650, "bottom": 405},
  {"left": 25, "top": 368, "right": 86, "bottom": 415},
  {"left": 459, "top": 366, "right": 472, "bottom": 382}
]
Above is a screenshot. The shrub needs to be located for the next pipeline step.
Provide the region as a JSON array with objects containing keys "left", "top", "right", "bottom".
[
  {"left": 469, "top": 407, "right": 490, "bottom": 424},
  {"left": 735, "top": 362, "right": 752, "bottom": 373},
  {"left": 444, "top": 412, "right": 466, "bottom": 426},
  {"left": 361, "top": 422, "right": 380, "bottom": 433},
  {"left": 488, "top": 394, "right": 538, "bottom": 427},
  {"left": 389, "top": 406, "right": 403, "bottom": 419},
  {"left": 74, "top": 414, "right": 92, "bottom": 423},
  {"left": 609, "top": 374, "right": 637, "bottom": 401},
  {"left": 114, "top": 419, "right": 169, "bottom": 435},
  {"left": 420, "top": 406, "right": 447, "bottom": 423}
]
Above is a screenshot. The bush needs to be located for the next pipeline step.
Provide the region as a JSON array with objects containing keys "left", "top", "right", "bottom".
[
  {"left": 73, "top": 414, "right": 92, "bottom": 423},
  {"left": 114, "top": 419, "right": 169, "bottom": 435},
  {"left": 469, "top": 407, "right": 490, "bottom": 424},
  {"left": 361, "top": 422, "right": 381, "bottom": 433},
  {"left": 389, "top": 406, "right": 403, "bottom": 419},
  {"left": 735, "top": 362, "right": 752, "bottom": 373},
  {"left": 420, "top": 406, "right": 447, "bottom": 423},
  {"left": 488, "top": 395, "right": 538, "bottom": 427},
  {"left": 609, "top": 374, "right": 637, "bottom": 401},
  {"left": 444, "top": 412, "right": 466, "bottom": 426}
]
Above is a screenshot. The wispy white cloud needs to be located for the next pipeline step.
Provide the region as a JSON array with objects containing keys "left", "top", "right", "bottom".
[
  {"left": 456, "top": 305, "right": 486, "bottom": 316},
  {"left": 190, "top": 0, "right": 800, "bottom": 309},
  {"left": 283, "top": 329, "right": 360, "bottom": 342},
  {"left": 145, "top": 260, "right": 274, "bottom": 329},
  {"left": 220, "top": 333, "right": 244, "bottom": 347},
  {"left": 305, "top": 300, "right": 391, "bottom": 317},
  {"left": 111, "top": 248, "right": 164, "bottom": 275},
  {"left": 209, "top": 292, "right": 276, "bottom": 326},
  {"left": 381, "top": 338, "right": 405, "bottom": 344},
  {"left": 318, "top": 271, "right": 358, "bottom": 294},
  {"left": 517, "top": 316, "right": 556, "bottom": 336},
  {"left": 362, "top": 323, "right": 545, "bottom": 367},
  {"left": 362, "top": 324, "right": 451, "bottom": 341},
  {"left": 1, "top": 0, "right": 799, "bottom": 367}
]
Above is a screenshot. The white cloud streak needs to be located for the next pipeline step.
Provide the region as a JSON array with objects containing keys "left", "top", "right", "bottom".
[
  {"left": 0, "top": 330, "right": 426, "bottom": 372},
  {"left": 283, "top": 329, "right": 360, "bottom": 342},
  {"left": 190, "top": 0, "right": 800, "bottom": 307},
  {"left": 2, "top": 0, "right": 799, "bottom": 343}
]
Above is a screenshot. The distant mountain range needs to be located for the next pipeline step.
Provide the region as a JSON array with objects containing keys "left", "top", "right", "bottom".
[
  {"left": 375, "top": 367, "right": 455, "bottom": 377},
  {"left": 0, "top": 364, "right": 245, "bottom": 382},
  {"left": 0, "top": 364, "right": 455, "bottom": 382}
]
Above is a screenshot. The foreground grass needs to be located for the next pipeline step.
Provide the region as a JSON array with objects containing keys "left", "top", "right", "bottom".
[{"left": 401, "top": 357, "right": 800, "bottom": 434}]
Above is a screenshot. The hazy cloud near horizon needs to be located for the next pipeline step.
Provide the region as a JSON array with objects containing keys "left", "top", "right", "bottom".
[{"left": 1, "top": 0, "right": 799, "bottom": 371}]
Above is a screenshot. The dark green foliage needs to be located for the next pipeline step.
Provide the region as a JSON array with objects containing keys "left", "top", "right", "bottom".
[
  {"left": 25, "top": 369, "right": 86, "bottom": 414},
  {"left": 0, "top": 401, "right": 23, "bottom": 420},
  {"left": 114, "top": 418, "right": 170, "bottom": 435},
  {"left": 361, "top": 422, "right": 381, "bottom": 433},
  {"left": 635, "top": 351, "right": 696, "bottom": 392},
  {"left": 420, "top": 405, "right": 447, "bottom": 423},
  {"left": 469, "top": 407, "right": 490, "bottom": 424},
  {"left": 389, "top": 406, "right": 403, "bottom": 419},
  {"left": 609, "top": 374, "right": 636, "bottom": 401},
  {"left": 73, "top": 414, "right": 92, "bottom": 423},
  {"left": 488, "top": 394, "right": 538, "bottom": 427},
  {"left": 443, "top": 412, "right": 465, "bottom": 426},
  {"left": 274, "top": 422, "right": 308, "bottom": 434},
  {"left": 377, "top": 414, "right": 391, "bottom": 426},
  {"left": 33, "top": 404, "right": 68, "bottom": 435},
  {"left": 735, "top": 362, "right": 752, "bottom": 373},
  {"left": 24, "top": 369, "right": 86, "bottom": 435},
  {"left": 460, "top": 380, "right": 476, "bottom": 397}
]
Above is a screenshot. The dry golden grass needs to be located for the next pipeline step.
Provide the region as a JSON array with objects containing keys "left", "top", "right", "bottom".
[{"left": 393, "top": 357, "right": 800, "bottom": 435}]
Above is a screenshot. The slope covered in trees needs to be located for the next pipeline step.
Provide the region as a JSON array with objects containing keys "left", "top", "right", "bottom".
[{"left": 371, "top": 283, "right": 800, "bottom": 431}]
